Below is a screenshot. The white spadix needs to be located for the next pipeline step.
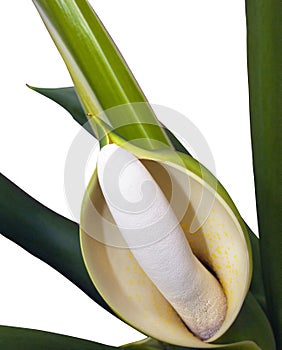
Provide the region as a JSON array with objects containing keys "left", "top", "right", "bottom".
[{"left": 97, "top": 144, "right": 227, "bottom": 340}]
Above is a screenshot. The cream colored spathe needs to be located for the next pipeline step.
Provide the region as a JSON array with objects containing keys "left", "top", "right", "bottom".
[{"left": 80, "top": 136, "right": 251, "bottom": 347}]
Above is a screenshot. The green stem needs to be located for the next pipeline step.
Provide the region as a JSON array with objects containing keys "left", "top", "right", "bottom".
[
  {"left": 31, "top": 0, "right": 172, "bottom": 150},
  {"left": 245, "top": 0, "right": 282, "bottom": 347}
]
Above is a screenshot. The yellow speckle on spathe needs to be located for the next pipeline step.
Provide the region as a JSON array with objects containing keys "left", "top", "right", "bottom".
[
  {"left": 226, "top": 264, "right": 231, "bottom": 269},
  {"left": 212, "top": 253, "right": 218, "bottom": 259},
  {"left": 135, "top": 293, "right": 141, "bottom": 302},
  {"left": 166, "top": 318, "right": 173, "bottom": 325},
  {"left": 224, "top": 231, "right": 229, "bottom": 237},
  {"left": 157, "top": 311, "right": 163, "bottom": 317},
  {"left": 143, "top": 306, "right": 149, "bottom": 312},
  {"left": 221, "top": 280, "right": 227, "bottom": 289},
  {"left": 215, "top": 233, "right": 221, "bottom": 240},
  {"left": 151, "top": 293, "right": 157, "bottom": 302},
  {"left": 228, "top": 289, "right": 234, "bottom": 297},
  {"left": 129, "top": 279, "right": 134, "bottom": 285},
  {"left": 216, "top": 246, "right": 223, "bottom": 255},
  {"left": 213, "top": 263, "right": 222, "bottom": 270},
  {"left": 229, "top": 278, "right": 233, "bottom": 283},
  {"left": 125, "top": 266, "right": 130, "bottom": 271}
]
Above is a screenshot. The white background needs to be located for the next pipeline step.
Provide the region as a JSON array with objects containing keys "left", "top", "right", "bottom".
[{"left": 0, "top": 0, "right": 257, "bottom": 346}]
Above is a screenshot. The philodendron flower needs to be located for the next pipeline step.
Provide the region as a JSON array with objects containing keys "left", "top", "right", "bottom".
[
  {"left": 80, "top": 138, "right": 252, "bottom": 348},
  {"left": 98, "top": 144, "right": 227, "bottom": 341}
]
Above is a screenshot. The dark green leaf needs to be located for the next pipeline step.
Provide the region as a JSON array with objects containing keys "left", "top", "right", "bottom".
[
  {"left": 214, "top": 293, "right": 275, "bottom": 349},
  {"left": 246, "top": 225, "right": 266, "bottom": 312},
  {"left": 27, "top": 85, "right": 93, "bottom": 136},
  {"left": 0, "top": 173, "right": 112, "bottom": 315},
  {"left": 0, "top": 325, "right": 116, "bottom": 350},
  {"left": 246, "top": 0, "right": 282, "bottom": 346}
]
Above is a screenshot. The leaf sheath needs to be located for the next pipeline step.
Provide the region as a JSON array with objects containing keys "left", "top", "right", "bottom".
[{"left": 32, "top": 0, "right": 172, "bottom": 150}]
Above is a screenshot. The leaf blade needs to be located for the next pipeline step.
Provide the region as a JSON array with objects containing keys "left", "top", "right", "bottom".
[
  {"left": 246, "top": 0, "right": 282, "bottom": 345},
  {"left": 0, "top": 325, "right": 115, "bottom": 350},
  {"left": 0, "top": 172, "right": 112, "bottom": 314}
]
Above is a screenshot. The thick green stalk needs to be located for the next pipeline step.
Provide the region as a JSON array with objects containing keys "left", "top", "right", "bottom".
[
  {"left": 245, "top": 0, "right": 282, "bottom": 347},
  {"left": 0, "top": 173, "right": 112, "bottom": 314},
  {"left": 31, "top": 0, "right": 172, "bottom": 150}
]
